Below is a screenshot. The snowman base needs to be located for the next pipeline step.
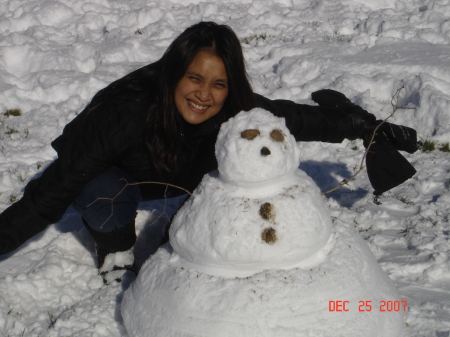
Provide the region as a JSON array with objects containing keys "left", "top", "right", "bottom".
[{"left": 122, "top": 220, "right": 404, "bottom": 337}]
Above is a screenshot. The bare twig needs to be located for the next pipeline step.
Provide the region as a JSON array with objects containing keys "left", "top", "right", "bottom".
[
  {"left": 87, "top": 180, "right": 194, "bottom": 228},
  {"left": 321, "top": 85, "right": 415, "bottom": 196},
  {"left": 141, "top": 184, "right": 176, "bottom": 230}
]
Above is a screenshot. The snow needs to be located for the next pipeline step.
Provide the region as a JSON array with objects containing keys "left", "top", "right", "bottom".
[
  {"left": 0, "top": 0, "right": 448, "bottom": 336},
  {"left": 122, "top": 222, "right": 404, "bottom": 337},
  {"left": 215, "top": 108, "right": 301, "bottom": 185}
]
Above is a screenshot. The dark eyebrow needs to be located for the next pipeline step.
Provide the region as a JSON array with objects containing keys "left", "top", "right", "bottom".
[
  {"left": 186, "top": 71, "right": 203, "bottom": 78},
  {"left": 216, "top": 78, "right": 228, "bottom": 85},
  {"left": 186, "top": 72, "right": 228, "bottom": 84}
]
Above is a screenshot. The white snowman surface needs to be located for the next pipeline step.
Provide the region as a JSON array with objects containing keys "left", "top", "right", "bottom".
[
  {"left": 215, "top": 107, "right": 301, "bottom": 186},
  {"left": 170, "top": 108, "right": 333, "bottom": 277},
  {"left": 122, "top": 109, "right": 405, "bottom": 337}
]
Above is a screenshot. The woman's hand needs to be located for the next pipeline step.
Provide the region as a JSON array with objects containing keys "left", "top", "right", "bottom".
[{"left": 362, "top": 121, "right": 421, "bottom": 154}]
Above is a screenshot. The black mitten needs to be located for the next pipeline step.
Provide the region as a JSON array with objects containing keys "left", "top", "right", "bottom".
[
  {"left": 311, "top": 89, "right": 352, "bottom": 108},
  {"left": 365, "top": 138, "right": 417, "bottom": 196},
  {"left": 362, "top": 121, "right": 419, "bottom": 195},
  {"left": 364, "top": 121, "right": 420, "bottom": 154}
]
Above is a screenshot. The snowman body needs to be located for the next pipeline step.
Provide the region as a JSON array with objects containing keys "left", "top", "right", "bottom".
[{"left": 122, "top": 109, "right": 404, "bottom": 337}]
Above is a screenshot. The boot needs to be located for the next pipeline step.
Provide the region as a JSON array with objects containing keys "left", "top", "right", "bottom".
[
  {"left": 83, "top": 218, "right": 137, "bottom": 284},
  {"left": 96, "top": 245, "right": 134, "bottom": 284}
]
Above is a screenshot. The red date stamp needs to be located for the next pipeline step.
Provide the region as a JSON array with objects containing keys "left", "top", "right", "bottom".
[{"left": 328, "top": 301, "right": 408, "bottom": 312}]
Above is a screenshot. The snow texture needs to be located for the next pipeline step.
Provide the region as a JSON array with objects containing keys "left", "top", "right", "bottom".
[
  {"left": 216, "top": 108, "right": 301, "bottom": 185},
  {"left": 0, "top": 0, "right": 449, "bottom": 336},
  {"left": 122, "top": 223, "right": 403, "bottom": 337}
]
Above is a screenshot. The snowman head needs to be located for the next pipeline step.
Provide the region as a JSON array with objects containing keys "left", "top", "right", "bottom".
[{"left": 215, "top": 108, "right": 301, "bottom": 185}]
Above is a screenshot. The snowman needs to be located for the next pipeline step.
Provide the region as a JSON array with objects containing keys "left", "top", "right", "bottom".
[{"left": 122, "top": 109, "right": 405, "bottom": 337}]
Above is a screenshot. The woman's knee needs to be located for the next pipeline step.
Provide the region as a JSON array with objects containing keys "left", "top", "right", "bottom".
[{"left": 73, "top": 167, "right": 142, "bottom": 231}]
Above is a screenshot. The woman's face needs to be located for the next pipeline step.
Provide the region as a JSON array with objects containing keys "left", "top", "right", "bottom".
[{"left": 174, "top": 50, "right": 229, "bottom": 125}]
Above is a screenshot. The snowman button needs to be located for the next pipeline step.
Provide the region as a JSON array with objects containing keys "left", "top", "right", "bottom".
[
  {"left": 262, "top": 227, "right": 277, "bottom": 244},
  {"left": 259, "top": 202, "right": 275, "bottom": 221}
]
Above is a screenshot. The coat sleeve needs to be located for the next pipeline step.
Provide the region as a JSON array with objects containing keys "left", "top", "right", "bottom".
[
  {"left": 0, "top": 101, "right": 142, "bottom": 255},
  {"left": 254, "top": 93, "right": 369, "bottom": 143}
]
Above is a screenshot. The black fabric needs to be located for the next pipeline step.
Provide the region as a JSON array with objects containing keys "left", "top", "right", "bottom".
[
  {"left": 311, "top": 89, "right": 377, "bottom": 140},
  {"left": 365, "top": 139, "right": 417, "bottom": 195},
  {"left": 95, "top": 245, "right": 108, "bottom": 270},
  {"left": 83, "top": 218, "right": 136, "bottom": 254},
  {"left": 362, "top": 120, "right": 419, "bottom": 195},
  {"left": 0, "top": 85, "right": 378, "bottom": 255},
  {"left": 0, "top": 178, "right": 49, "bottom": 254},
  {"left": 365, "top": 121, "right": 419, "bottom": 154},
  {"left": 312, "top": 89, "right": 419, "bottom": 195},
  {"left": 311, "top": 89, "right": 352, "bottom": 108},
  {"left": 255, "top": 94, "right": 357, "bottom": 143}
]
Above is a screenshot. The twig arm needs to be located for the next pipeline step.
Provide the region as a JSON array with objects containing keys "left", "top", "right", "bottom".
[{"left": 321, "top": 86, "right": 412, "bottom": 196}]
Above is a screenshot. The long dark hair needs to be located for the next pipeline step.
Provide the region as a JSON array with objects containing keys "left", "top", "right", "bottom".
[{"left": 87, "top": 22, "right": 256, "bottom": 173}]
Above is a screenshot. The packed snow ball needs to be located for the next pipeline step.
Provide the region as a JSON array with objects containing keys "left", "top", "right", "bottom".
[{"left": 215, "top": 108, "right": 301, "bottom": 185}]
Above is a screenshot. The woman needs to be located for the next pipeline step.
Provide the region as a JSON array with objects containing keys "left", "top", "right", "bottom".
[{"left": 0, "top": 22, "right": 417, "bottom": 283}]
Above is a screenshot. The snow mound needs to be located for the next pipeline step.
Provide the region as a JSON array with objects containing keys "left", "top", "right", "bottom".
[{"left": 122, "top": 221, "right": 405, "bottom": 337}]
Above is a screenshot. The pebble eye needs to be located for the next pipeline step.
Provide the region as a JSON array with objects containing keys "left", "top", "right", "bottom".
[
  {"left": 270, "top": 129, "right": 284, "bottom": 142},
  {"left": 241, "top": 129, "right": 260, "bottom": 140}
]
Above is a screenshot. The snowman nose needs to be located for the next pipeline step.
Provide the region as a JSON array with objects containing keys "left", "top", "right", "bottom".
[{"left": 261, "top": 147, "right": 271, "bottom": 156}]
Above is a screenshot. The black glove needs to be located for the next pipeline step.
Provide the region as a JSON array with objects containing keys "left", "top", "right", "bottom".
[{"left": 363, "top": 121, "right": 420, "bottom": 154}]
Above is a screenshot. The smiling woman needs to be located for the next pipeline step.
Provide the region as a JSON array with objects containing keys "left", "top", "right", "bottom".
[
  {"left": 174, "top": 50, "right": 229, "bottom": 124},
  {"left": 0, "top": 21, "right": 418, "bottom": 285}
]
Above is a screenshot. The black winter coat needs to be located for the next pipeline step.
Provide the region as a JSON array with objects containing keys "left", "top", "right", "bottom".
[{"left": 0, "top": 90, "right": 362, "bottom": 255}]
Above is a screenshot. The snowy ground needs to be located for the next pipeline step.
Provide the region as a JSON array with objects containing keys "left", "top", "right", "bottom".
[{"left": 0, "top": 0, "right": 449, "bottom": 336}]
